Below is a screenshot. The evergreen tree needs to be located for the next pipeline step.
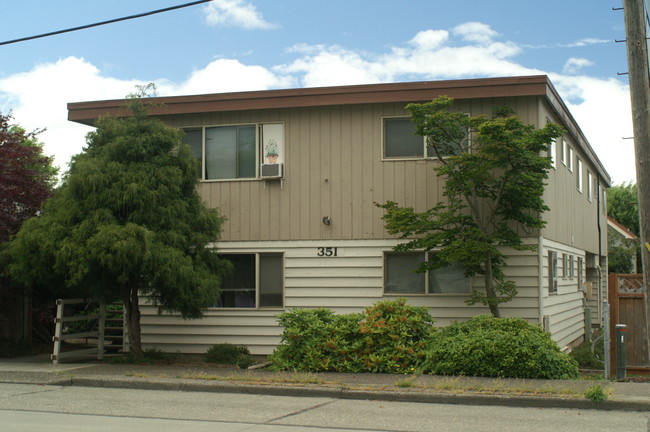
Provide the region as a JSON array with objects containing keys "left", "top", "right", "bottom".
[{"left": 5, "top": 89, "right": 229, "bottom": 357}]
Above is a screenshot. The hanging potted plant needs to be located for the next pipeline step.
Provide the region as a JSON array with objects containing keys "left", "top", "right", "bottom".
[{"left": 265, "top": 138, "right": 279, "bottom": 164}]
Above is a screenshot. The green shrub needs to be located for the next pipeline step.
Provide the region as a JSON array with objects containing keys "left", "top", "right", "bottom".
[
  {"left": 356, "top": 299, "right": 435, "bottom": 373},
  {"left": 423, "top": 315, "right": 580, "bottom": 379},
  {"left": 269, "top": 308, "right": 363, "bottom": 372},
  {"left": 205, "top": 343, "right": 253, "bottom": 369},
  {"left": 569, "top": 331, "right": 604, "bottom": 369},
  {"left": 269, "top": 299, "right": 436, "bottom": 373}
]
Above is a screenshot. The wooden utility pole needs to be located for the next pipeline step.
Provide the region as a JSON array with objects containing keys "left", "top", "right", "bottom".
[{"left": 623, "top": 0, "right": 650, "bottom": 363}]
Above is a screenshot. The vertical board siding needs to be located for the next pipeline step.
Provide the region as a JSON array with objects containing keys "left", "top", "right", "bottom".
[
  {"left": 167, "top": 97, "right": 544, "bottom": 242},
  {"left": 140, "top": 239, "right": 542, "bottom": 355},
  {"left": 539, "top": 103, "right": 606, "bottom": 256}
]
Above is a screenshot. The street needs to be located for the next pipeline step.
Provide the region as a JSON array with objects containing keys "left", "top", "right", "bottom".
[{"left": 0, "top": 383, "right": 648, "bottom": 432}]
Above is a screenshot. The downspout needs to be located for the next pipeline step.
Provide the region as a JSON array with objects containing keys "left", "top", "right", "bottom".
[
  {"left": 596, "top": 174, "right": 603, "bottom": 325},
  {"left": 538, "top": 235, "right": 545, "bottom": 325}
]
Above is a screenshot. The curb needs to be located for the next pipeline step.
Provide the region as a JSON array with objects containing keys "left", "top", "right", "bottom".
[{"left": 62, "top": 376, "right": 650, "bottom": 412}]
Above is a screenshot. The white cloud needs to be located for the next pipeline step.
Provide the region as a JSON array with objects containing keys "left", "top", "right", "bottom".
[
  {"left": 168, "top": 59, "right": 294, "bottom": 95},
  {"left": 0, "top": 57, "right": 141, "bottom": 172},
  {"left": 563, "top": 57, "right": 594, "bottom": 75},
  {"left": 202, "top": 0, "right": 277, "bottom": 30},
  {"left": 452, "top": 22, "right": 498, "bottom": 45},
  {"left": 0, "top": 23, "right": 636, "bottom": 185},
  {"left": 552, "top": 75, "right": 633, "bottom": 185}
]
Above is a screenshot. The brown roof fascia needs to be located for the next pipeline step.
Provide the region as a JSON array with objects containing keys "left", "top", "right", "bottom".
[
  {"left": 66, "top": 75, "right": 610, "bottom": 183},
  {"left": 68, "top": 75, "right": 550, "bottom": 124},
  {"left": 607, "top": 216, "right": 638, "bottom": 240}
]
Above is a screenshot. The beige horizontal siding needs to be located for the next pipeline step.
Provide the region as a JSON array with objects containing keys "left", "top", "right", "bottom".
[
  {"left": 139, "top": 239, "right": 543, "bottom": 355},
  {"left": 541, "top": 238, "right": 589, "bottom": 349}
]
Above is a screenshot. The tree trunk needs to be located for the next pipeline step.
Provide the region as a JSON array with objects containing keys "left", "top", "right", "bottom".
[
  {"left": 484, "top": 255, "right": 501, "bottom": 318},
  {"left": 124, "top": 284, "right": 142, "bottom": 359}
]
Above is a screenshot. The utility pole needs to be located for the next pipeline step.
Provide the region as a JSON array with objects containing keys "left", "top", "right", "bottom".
[{"left": 623, "top": 0, "right": 650, "bottom": 364}]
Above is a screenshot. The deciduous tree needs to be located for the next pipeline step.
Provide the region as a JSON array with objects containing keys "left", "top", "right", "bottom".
[
  {"left": 0, "top": 113, "right": 57, "bottom": 242},
  {"left": 379, "top": 96, "right": 564, "bottom": 317},
  {"left": 5, "top": 89, "right": 229, "bottom": 357}
]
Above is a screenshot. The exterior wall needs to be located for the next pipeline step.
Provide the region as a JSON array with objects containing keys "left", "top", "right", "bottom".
[
  {"left": 541, "top": 238, "right": 588, "bottom": 349},
  {"left": 140, "top": 239, "right": 543, "bottom": 355},
  {"left": 164, "top": 96, "right": 542, "bottom": 243},
  {"left": 538, "top": 100, "right": 607, "bottom": 256}
]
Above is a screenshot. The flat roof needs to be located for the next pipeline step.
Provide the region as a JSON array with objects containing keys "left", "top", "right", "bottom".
[{"left": 67, "top": 75, "right": 610, "bottom": 184}]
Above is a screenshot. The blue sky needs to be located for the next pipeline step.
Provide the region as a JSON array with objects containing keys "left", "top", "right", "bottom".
[{"left": 0, "top": 0, "right": 635, "bottom": 184}]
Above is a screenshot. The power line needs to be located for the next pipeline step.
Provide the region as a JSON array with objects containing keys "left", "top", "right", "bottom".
[{"left": 0, "top": 0, "right": 213, "bottom": 47}]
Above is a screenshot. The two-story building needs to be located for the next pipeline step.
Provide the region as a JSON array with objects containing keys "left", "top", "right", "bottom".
[{"left": 68, "top": 75, "right": 610, "bottom": 355}]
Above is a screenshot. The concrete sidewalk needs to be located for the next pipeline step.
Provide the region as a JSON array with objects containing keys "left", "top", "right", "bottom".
[{"left": 0, "top": 354, "right": 648, "bottom": 412}]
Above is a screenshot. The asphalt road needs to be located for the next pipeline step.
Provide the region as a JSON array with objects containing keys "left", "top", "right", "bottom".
[{"left": 0, "top": 383, "right": 648, "bottom": 432}]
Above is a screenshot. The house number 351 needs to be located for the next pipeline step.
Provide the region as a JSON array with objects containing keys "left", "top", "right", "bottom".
[{"left": 317, "top": 247, "right": 338, "bottom": 257}]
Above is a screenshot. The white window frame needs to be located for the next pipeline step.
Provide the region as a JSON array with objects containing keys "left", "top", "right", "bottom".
[
  {"left": 562, "top": 253, "right": 568, "bottom": 279},
  {"left": 561, "top": 137, "right": 567, "bottom": 166},
  {"left": 587, "top": 171, "right": 593, "bottom": 202},
  {"left": 548, "top": 251, "right": 558, "bottom": 294},
  {"left": 568, "top": 147, "right": 574, "bottom": 172},
  {"left": 382, "top": 116, "right": 469, "bottom": 160},
  {"left": 576, "top": 158, "right": 583, "bottom": 192},
  {"left": 383, "top": 251, "right": 471, "bottom": 295},
  {"left": 577, "top": 257, "right": 584, "bottom": 291},
  {"left": 569, "top": 255, "right": 575, "bottom": 279},
  {"left": 213, "top": 252, "right": 284, "bottom": 309},
  {"left": 183, "top": 123, "right": 284, "bottom": 181},
  {"left": 549, "top": 137, "right": 557, "bottom": 169}
]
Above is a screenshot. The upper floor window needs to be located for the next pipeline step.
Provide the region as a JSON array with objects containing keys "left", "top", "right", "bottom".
[
  {"left": 587, "top": 171, "right": 593, "bottom": 202},
  {"left": 549, "top": 138, "right": 557, "bottom": 169},
  {"left": 383, "top": 117, "right": 467, "bottom": 159},
  {"left": 183, "top": 123, "right": 284, "bottom": 180},
  {"left": 576, "top": 158, "right": 583, "bottom": 192},
  {"left": 383, "top": 252, "right": 470, "bottom": 294},
  {"left": 568, "top": 147, "right": 574, "bottom": 172}
]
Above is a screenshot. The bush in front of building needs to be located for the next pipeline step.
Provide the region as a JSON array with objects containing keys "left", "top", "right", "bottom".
[
  {"left": 205, "top": 343, "right": 253, "bottom": 369},
  {"left": 269, "top": 299, "right": 435, "bottom": 373},
  {"left": 422, "top": 315, "right": 580, "bottom": 379}
]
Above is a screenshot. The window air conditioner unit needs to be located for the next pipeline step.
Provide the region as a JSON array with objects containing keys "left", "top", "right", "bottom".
[{"left": 260, "top": 163, "right": 283, "bottom": 179}]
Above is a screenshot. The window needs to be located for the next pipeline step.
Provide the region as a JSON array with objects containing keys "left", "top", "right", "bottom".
[
  {"left": 562, "top": 253, "right": 568, "bottom": 279},
  {"left": 569, "top": 255, "right": 575, "bottom": 279},
  {"left": 568, "top": 147, "right": 574, "bottom": 172},
  {"left": 384, "top": 252, "right": 470, "bottom": 294},
  {"left": 549, "top": 138, "right": 557, "bottom": 169},
  {"left": 560, "top": 137, "right": 567, "bottom": 166},
  {"left": 216, "top": 253, "right": 283, "bottom": 308},
  {"left": 183, "top": 123, "right": 284, "bottom": 180},
  {"left": 587, "top": 171, "right": 593, "bottom": 202},
  {"left": 577, "top": 257, "right": 584, "bottom": 291},
  {"left": 576, "top": 158, "right": 583, "bottom": 192},
  {"left": 383, "top": 117, "right": 467, "bottom": 159},
  {"left": 548, "top": 251, "right": 558, "bottom": 294}
]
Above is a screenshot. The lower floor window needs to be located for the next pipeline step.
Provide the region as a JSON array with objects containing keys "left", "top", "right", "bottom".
[
  {"left": 217, "top": 253, "right": 283, "bottom": 308},
  {"left": 384, "top": 252, "right": 470, "bottom": 294}
]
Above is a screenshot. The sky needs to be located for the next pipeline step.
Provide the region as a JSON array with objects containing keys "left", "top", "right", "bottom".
[{"left": 0, "top": 0, "right": 636, "bottom": 185}]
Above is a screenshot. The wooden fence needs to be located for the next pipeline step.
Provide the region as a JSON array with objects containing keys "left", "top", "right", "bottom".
[{"left": 608, "top": 274, "right": 649, "bottom": 374}]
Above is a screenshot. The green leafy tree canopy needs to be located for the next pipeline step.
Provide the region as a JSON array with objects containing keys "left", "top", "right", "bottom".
[
  {"left": 379, "top": 96, "right": 564, "bottom": 317},
  {"left": 5, "top": 86, "right": 229, "bottom": 357}
]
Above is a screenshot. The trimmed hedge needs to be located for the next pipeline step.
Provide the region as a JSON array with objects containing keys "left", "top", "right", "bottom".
[
  {"left": 269, "top": 301, "right": 580, "bottom": 380},
  {"left": 423, "top": 315, "right": 580, "bottom": 379}
]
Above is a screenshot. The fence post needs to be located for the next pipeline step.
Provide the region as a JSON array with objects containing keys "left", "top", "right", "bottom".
[{"left": 98, "top": 302, "right": 105, "bottom": 361}]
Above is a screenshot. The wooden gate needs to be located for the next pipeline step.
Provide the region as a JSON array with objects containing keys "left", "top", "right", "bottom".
[{"left": 608, "top": 274, "right": 649, "bottom": 373}]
